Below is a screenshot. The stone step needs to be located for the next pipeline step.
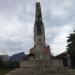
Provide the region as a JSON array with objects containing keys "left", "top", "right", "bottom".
[
  {"left": 9, "top": 68, "right": 34, "bottom": 75},
  {"left": 44, "top": 74, "right": 64, "bottom": 75},
  {"left": 8, "top": 67, "right": 75, "bottom": 75},
  {"left": 5, "top": 74, "right": 9, "bottom": 75}
]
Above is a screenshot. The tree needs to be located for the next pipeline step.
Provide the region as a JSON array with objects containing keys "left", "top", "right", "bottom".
[
  {"left": 67, "top": 31, "right": 75, "bottom": 68},
  {"left": 0, "top": 57, "right": 2, "bottom": 68}
]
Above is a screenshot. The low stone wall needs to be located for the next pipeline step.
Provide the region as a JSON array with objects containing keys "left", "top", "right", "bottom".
[
  {"left": 20, "top": 61, "right": 34, "bottom": 68},
  {"left": 52, "top": 59, "right": 63, "bottom": 67}
]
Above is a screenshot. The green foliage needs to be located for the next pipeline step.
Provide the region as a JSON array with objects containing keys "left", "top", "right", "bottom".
[
  {"left": 67, "top": 31, "right": 75, "bottom": 68},
  {"left": 0, "top": 68, "right": 12, "bottom": 75},
  {"left": 67, "top": 31, "right": 75, "bottom": 54},
  {"left": 0, "top": 61, "right": 20, "bottom": 69},
  {"left": 0, "top": 61, "right": 20, "bottom": 75}
]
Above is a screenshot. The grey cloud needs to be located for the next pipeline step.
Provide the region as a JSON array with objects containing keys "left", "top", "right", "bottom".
[{"left": 0, "top": 0, "right": 75, "bottom": 56}]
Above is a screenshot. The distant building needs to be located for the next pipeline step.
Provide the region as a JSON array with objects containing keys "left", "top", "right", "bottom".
[
  {"left": 54, "top": 51, "right": 71, "bottom": 67},
  {"left": 0, "top": 55, "right": 9, "bottom": 61}
]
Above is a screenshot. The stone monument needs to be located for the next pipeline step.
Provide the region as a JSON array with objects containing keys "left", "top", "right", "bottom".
[{"left": 8, "top": 0, "right": 75, "bottom": 75}]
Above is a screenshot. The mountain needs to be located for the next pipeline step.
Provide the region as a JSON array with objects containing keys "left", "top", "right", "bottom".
[{"left": 9, "top": 52, "right": 26, "bottom": 62}]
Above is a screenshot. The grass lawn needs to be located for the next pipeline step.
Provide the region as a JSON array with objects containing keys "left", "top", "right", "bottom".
[{"left": 0, "top": 68, "right": 12, "bottom": 75}]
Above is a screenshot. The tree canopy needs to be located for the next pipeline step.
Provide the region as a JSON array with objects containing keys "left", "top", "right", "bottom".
[
  {"left": 67, "top": 31, "right": 75, "bottom": 68},
  {"left": 67, "top": 31, "right": 75, "bottom": 54}
]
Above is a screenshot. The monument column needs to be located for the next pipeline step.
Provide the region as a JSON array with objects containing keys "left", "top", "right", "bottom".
[{"left": 33, "top": 0, "right": 50, "bottom": 60}]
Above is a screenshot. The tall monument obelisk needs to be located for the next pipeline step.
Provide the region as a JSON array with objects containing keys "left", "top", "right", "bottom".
[{"left": 32, "top": 0, "right": 50, "bottom": 60}]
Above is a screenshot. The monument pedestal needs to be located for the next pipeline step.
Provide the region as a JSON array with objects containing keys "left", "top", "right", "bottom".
[{"left": 8, "top": 59, "right": 75, "bottom": 75}]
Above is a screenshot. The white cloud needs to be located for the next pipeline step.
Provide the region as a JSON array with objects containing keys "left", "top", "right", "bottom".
[{"left": 50, "top": 24, "right": 73, "bottom": 56}]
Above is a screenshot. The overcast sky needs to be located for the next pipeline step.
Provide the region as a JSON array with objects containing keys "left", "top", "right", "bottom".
[{"left": 0, "top": 0, "right": 75, "bottom": 56}]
